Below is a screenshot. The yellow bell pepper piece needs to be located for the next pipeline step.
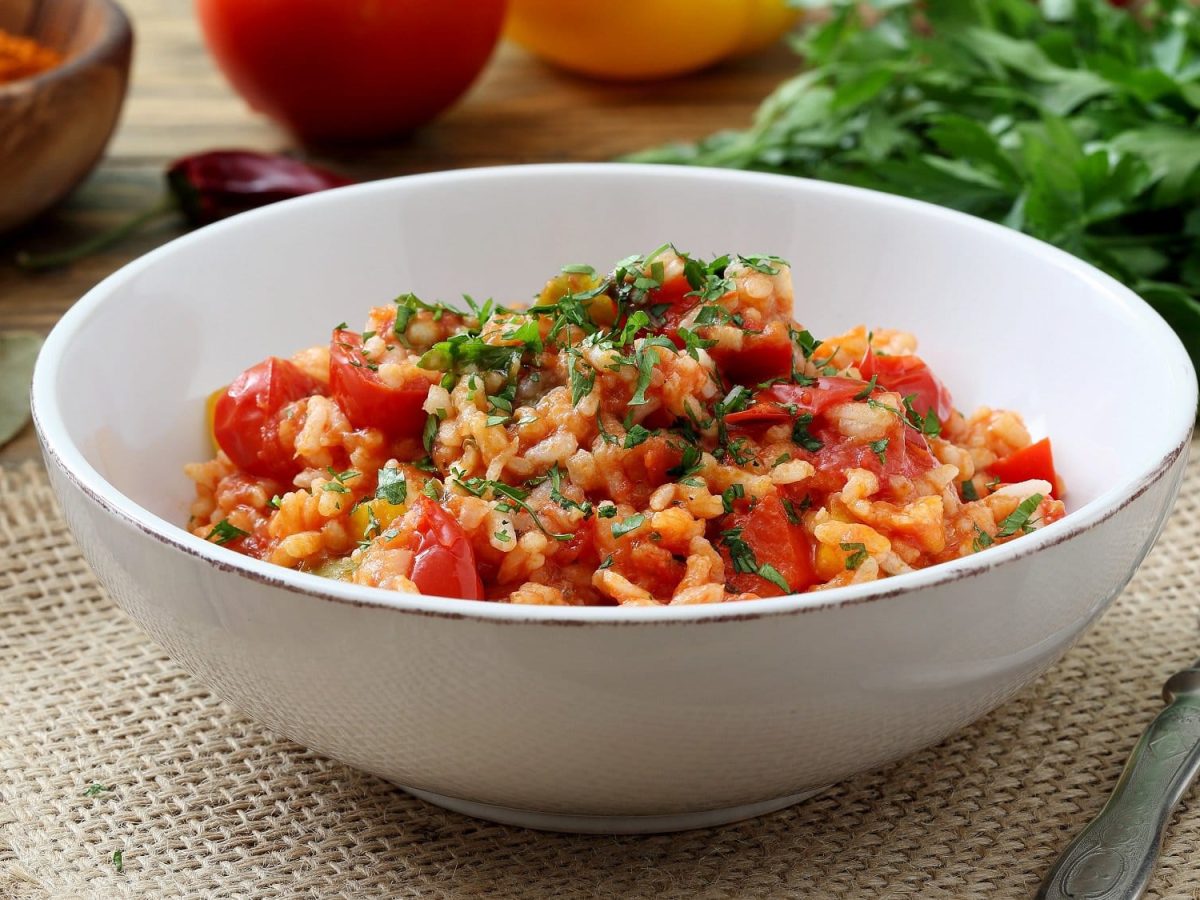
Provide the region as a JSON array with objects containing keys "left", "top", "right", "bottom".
[
  {"left": 205, "top": 386, "right": 226, "bottom": 454},
  {"left": 505, "top": 0, "right": 798, "bottom": 81},
  {"left": 349, "top": 498, "right": 407, "bottom": 544}
]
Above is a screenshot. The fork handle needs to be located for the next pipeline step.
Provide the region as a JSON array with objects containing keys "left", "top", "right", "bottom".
[{"left": 1038, "top": 667, "right": 1200, "bottom": 900}]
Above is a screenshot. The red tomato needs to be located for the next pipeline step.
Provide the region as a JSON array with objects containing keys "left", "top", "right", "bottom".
[
  {"left": 409, "top": 496, "right": 484, "bottom": 600},
  {"left": 721, "top": 494, "right": 816, "bottom": 597},
  {"left": 329, "top": 329, "right": 431, "bottom": 436},
  {"left": 213, "top": 357, "right": 319, "bottom": 480},
  {"left": 649, "top": 275, "right": 793, "bottom": 386},
  {"left": 194, "top": 0, "right": 507, "bottom": 141},
  {"left": 709, "top": 329, "right": 794, "bottom": 386},
  {"left": 988, "top": 438, "right": 1060, "bottom": 496},
  {"left": 859, "top": 348, "right": 954, "bottom": 423},
  {"left": 725, "top": 377, "right": 867, "bottom": 425}
]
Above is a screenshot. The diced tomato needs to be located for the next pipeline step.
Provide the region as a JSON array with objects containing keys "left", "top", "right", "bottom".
[
  {"left": 213, "top": 357, "right": 320, "bottom": 480},
  {"left": 409, "top": 495, "right": 484, "bottom": 600},
  {"left": 650, "top": 275, "right": 697, "bottom": 327},
  {"left": 720, "top": 493, "right": 816, "bottom": 597},
  {"left": 329, "top": 329, "right": 431, "bottom": 436},
  {"left": 709, "top": 327, "right": 794, "bottom": 386},
  {"left": 988, "top": 438, "right": 1060, "bottom": 497},
  {"left": 725, "top": 377, "right": 867, "bottom": 426},
  {"left": 859, "top": 347, "right": 953, "bottom": 423}
]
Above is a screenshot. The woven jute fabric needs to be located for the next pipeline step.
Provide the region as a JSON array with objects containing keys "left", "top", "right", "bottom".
[{"left": 3, "top": 454, "right": 1200, "bottom": 900}]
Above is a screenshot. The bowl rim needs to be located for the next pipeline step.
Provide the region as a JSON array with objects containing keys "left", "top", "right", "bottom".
[
  {"left": 0, "top": 0, "right": 132, "bottom": 98},
  {"left": 31, "top": 163, "right": 1200, "bottom": 625}
]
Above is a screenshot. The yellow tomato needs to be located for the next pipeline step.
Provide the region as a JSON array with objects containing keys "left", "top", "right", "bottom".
[
  {"left": 206, "top": 386, "right": 226, "bottom": 453},
  {"left": 505, "top": 0, "right": 797, "bottom": 81}
]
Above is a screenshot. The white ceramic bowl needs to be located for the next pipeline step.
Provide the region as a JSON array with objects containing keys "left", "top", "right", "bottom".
[{"left": 32, "top": 165, "right": 1197, "bottom": 833}]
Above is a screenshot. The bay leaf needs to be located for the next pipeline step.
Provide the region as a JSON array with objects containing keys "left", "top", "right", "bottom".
[{"left": 0, "top": 331, "right": 44, "bottom": 448}]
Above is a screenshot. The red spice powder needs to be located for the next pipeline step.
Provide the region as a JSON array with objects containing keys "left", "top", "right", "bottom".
[{"left": 0, "top": 28, "right": 62, "bottom": 84}]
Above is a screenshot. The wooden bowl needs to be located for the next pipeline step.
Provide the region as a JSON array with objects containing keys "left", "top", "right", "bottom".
[{"left": 0, "top": 0, "right": 132, "bottom": 234}]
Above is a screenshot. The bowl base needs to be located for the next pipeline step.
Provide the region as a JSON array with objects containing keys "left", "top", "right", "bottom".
[{"left": 398, "top": 785, "right": 833, "bottom": 834}]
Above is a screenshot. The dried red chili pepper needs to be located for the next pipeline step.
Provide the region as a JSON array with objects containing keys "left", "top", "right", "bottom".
[{"left": 16, "top": 150, "right": 353, "bottom": 270}]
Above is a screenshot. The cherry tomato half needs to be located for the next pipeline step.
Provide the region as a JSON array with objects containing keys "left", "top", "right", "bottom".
[
  {"left": 721, "top": 493, "right": 816, "bottom": 596},
  {"left": 988, "top": 438, "right": 1060, "bottom": 497},
  {"left": 725, "top": 377, "right": 867, "bottom": 426},
  {"left": 329, "top": 329, "right": 431, "bottom": 437},
  {"left": 409, "top": 496, "right": 484, "bottom": 600},
  {"left": 859, "top": 348, "right": 954, "bottom": 424},
  {"left": 213, "top": 357, "right": 320, "bottom": 480}
]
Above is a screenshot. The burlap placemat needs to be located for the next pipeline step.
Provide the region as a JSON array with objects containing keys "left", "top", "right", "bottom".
[{"left": 2, "top": 450, "right": 1200, "bottom": 900}]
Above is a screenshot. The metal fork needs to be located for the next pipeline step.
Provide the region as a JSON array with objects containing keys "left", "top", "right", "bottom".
[{"left": 1038, "top": 659, "right": 1200, "bottom": 899}]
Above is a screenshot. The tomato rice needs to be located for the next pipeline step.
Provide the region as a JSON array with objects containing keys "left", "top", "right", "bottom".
[{"left": 186, "top": 248, "right": 1065, "bottom": 605}]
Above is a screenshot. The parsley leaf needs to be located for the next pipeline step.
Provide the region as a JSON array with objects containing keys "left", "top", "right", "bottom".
[
  {"left": 791, "top": 413, "right": 824, "bottom": 452},
  {"left": 375, "top": 467, "right": 407, "bottom": 506},
  {"left": 206, "top": 519, "right": 248, "bottom": 545},
  {"left": 612, "top": 514, "right": 645, "bottom": 538},
  {"left": 840, "top": 542, "right": 868, "bottom": 571},
  {"left": 997, "top": 493, "right": 1045, "bottom": 538},
  {"left": 870, "top": 438, "right": 889, "bottom": 466},
  {"left": 627, "top": 0, "right": 1200, "bottom": 372}
]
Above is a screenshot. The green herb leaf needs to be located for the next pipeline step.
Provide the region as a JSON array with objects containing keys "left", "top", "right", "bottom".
[
  {"left": 206, "top": 519, "right": 248, "bottom": 546},
  {"left": 792, "top": 413, "right": 824, "bottom": 452},
  {"left": 627, "top": 0, "right": 1200, "bottom": 368},
  {"left": 869, "top": 438, "right": 889, "bottom": 466},
  {"left": 612, "top": 514, "right": 646, "bottom": 538},
  {"left": 997, "top": 493, "right": 1045, "bottom": 538},
  {"left": 0, "top": 331, "right": 42, "bottom": 448},
  {"left": 840, "top": 542, "right": 868, "bottom": 571},
  {"left": 375, "top": 467, "right": 408, "bottom": 506}
]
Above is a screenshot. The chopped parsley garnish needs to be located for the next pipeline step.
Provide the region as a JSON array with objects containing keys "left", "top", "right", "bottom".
[
  {"left": 597, "top": 554, "right": 614, "bottom": 570},
  {"left": 840, "top": 542, "right": 869, "bottom": 570},
  {"left": 668, "top": 444, "right": 704, "bottom": 481},
  {"left": 628, "top": 343, "right": 666, "bottom": 406},
  {"left": 782, "top": 498, "right": 802, "bottom": 525},
  {"left": 206, "top": 519, "right": 248, "bottom": 546},
  {"left": 790, "top": 327, "right": 821, "bottom": 359},
  {"left": 854, "top": 376, "right": 878, "bottom": 401},
  {"left": 268, "top": 495, "right": 282, "bottom": 510},
  {"left": 375, "top": 467, "right": 408, "bottom": 506},
  {"left": 972, "top": 526, "right": 995, "bottom": 552},
  {"left": 772, "top": 453, "right": 791, "bottom": 467},
  {"left": 869, "top": 438, "right": 889, "bottom": 466},
  {"left": 791, "top": 413, "right": 824, "bottom": 452},
  {"left": 902, "top": 395, "right": 941, "bottom": 437},
  {"left": 562, "top": 263, "right": 596, "bottom": 276},
  {"left": 961, "top": 479, "right": 979, "bottom": 502},
  {"left": 549, "top": 465, "right": 593, "bottom": 518},
  {"left": 738, "top": 254, "right": 786, "bottom": 275},
  {"left": 597, "top": 503, "right": 617, "bottom": 519},
  {"left": 323, "top": 467, "right": 360, "bottom": 493},
  {"left": 721, "top": 483, "right": 745, "bottom": 514},
  {"left": 422, "top": 411, "right": 442, "bottom": 453},
  {"left": 494, "top": 530, "right": 512, "bottom": 542},
  {"left": 996, "top": 493, "right": 1044, "bottom": 538},
  {"left": 568, "top": 353, "right": 596, "bottom": 406},
  {"left": 623, "top": 424, "right": 652, "bottom": 449},
  {"left": 612, "top": 514, "right": 645, "bottom": 538},
  {"left": 83, "top": 783, "right": 112, "bottom": 797},
  {"left": 113, "top": 850, "right": 124, "bottom": 874},
  {"left": 720, "top": 526, "right": 791, "bottom": 592}
]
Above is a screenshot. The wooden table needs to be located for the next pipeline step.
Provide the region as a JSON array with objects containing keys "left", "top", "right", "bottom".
[{"left": 0, "top": 0, "right": 795, "bottom": 463}]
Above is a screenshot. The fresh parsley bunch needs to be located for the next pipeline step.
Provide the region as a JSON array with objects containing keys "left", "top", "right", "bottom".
[{"left": 629, "top": 0, "right": 1200, "bottom": 370}]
